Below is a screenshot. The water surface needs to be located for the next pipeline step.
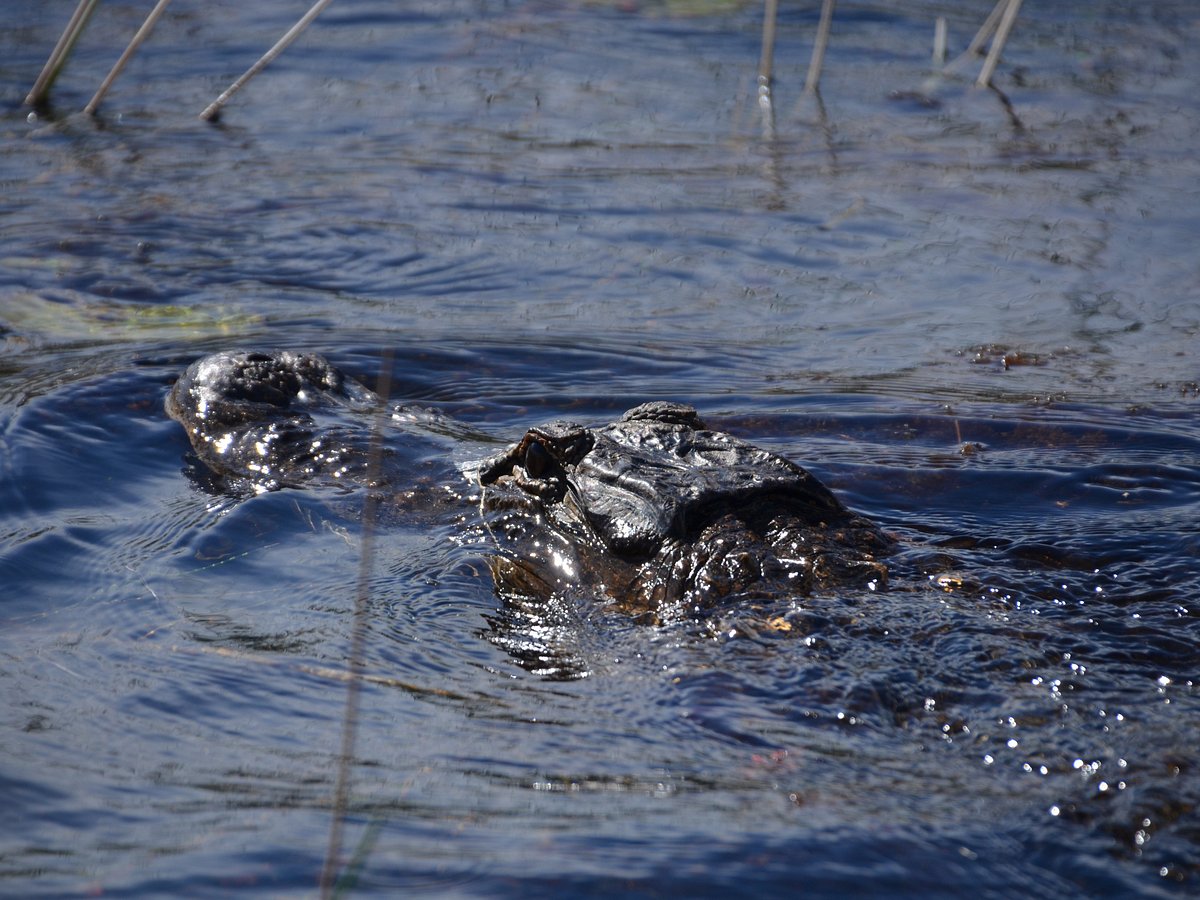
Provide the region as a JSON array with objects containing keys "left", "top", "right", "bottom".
[{"left": 2, "top": 1, "right": 1198, "bottom": 896}]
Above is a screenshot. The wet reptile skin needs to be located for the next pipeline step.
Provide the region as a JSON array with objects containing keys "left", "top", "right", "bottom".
[{"left": 168, "top": 350, "right": 891, "bottom": 618}]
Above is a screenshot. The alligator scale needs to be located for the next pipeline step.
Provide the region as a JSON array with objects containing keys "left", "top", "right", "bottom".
[{"left": 168, "top": 350, "right": 891, "bottom": 619}]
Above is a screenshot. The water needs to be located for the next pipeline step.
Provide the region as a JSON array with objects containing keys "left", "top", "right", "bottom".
[{"left": 2, "top": 0, "right": 1198, "bottom": 895}]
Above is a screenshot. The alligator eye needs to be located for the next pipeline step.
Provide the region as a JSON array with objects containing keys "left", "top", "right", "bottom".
[{"left": 524, "top": 440, "right": 553, "bottom": 478}]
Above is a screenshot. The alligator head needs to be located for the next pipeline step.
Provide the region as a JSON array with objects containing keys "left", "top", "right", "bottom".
[{"left": 475, "top": 401, "right": 891, "bottom": 620}]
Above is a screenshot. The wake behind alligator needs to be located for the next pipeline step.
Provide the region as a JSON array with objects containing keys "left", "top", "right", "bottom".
[{"left": 167, "top": 350, "right": 891, "bottom": 620}]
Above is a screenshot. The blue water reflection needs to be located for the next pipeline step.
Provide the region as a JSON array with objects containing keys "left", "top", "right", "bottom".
[{"left": 2, "top": 1, "right": 1199, "bottom": 896}]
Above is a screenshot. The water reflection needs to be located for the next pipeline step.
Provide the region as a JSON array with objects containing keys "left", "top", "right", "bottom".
[
  {"left": 3, "top": 347, "right": 1199, "bottom": 894},
  {"left": 3, "top": 0, "right": 1200, "bottom": 895}
]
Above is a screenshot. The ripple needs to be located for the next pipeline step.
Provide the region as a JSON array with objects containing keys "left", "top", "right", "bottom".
[{"left": 4, "top": 0, "right": 1200, "bottom": 895}]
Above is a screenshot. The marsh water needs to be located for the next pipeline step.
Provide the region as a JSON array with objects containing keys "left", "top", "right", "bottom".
[{"left": 2, "top": 1, "right": 1199, "bottom": 895}]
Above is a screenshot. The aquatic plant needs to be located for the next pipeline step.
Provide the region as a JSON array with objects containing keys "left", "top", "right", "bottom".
[{"left": 28, "top": 0, "right": 1026, "bottom": 119}]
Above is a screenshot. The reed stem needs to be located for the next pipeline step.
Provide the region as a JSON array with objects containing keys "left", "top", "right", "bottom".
[
  {"left": 803, "top": 0, "right": 836, "bottom": 95},
  {"left": 85, "top": 0, "right": 174, "bottom": 115},
  {"left": 318, "top": 348, "right": 393, "bottom": 899},
  {"left": 25, "top": 0, "right": 100, "bottom": 107},
  {"left": 977, "top": 0, "right": 1023, "bottom": 87},
  {"left": 932, "top": 16, "right": 947, "bottom": 66},
  {"left": 943, "top": 0, "right": 1002, "bottom": 74},
  {"left": 966, "top": 0, "right": 1007, "bottom": 58},
  {"left": 758, "top": 0, "right": 779, "bottom": 95},
  {"left": 200, "top": 0, "right": 335, "bottom": 121}
]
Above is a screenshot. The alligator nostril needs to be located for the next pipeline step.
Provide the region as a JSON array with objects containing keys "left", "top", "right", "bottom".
[{"left": 524, "top": 440, "right": 553, "bottom": 478}]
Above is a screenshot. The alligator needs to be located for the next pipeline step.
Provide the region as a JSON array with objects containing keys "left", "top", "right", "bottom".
[{"left": 167, "top": 350, "right": 891, "bottom": 621}]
